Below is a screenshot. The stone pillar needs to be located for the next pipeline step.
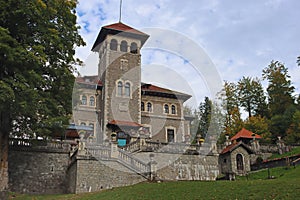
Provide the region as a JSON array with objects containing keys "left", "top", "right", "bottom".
[
  {"left": 149, "top": 154, "right": 157, "bottom": 181},
  {"left": 139, "top": 135, "right": 146, "bottom": 147},
  {"left": 111, "top": 142, "right": 118, "bottom": 159},
  {"left": 77, "top": 132, "right": 87, "bottom": 156},
  {"left": 225, "top": 135, "right": 231, "bottom": 146}
]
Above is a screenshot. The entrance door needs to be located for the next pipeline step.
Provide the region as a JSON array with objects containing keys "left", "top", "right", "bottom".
[
  {"left": 167, "top": 129, "right": 175, "bottom": 143},
  {"left": 236, "top": 154, "right": 244, "bottom": 171},
  {"left": 117, "top": 131, "right": 129, "bottom": 146}
]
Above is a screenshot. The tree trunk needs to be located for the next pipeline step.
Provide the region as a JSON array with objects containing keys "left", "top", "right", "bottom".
[{"left": 0, "top": 111, "right": 10, "bottom": 192}]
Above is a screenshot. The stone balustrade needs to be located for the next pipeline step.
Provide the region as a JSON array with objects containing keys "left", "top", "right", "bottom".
[
  {"left": 144, "top": 141, "right": 205, "bottom": 154},
  {"left": 85, "top": 143, "right": 150, "bottom": 175},
  {"left": 120, "top": 138, "right": 141, "bottom": 152},
  {"left": 9, "top": 138, "right": 69, "bottom": 151},
  {"left": 118, "top": 150, "right": 150, "bottom": 173},
  {"left": 85, "top": 145, "right": 111, "bottom": 159}
]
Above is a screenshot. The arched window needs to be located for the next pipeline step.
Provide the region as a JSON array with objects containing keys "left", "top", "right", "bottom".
[
  {"left": 89, "top": 123, "right": 94, "bottom": 130},
  {"left": 81, "top": 95, "right": 87, "bottom": 105},
  {"left": 130, "top": 42, "right": 138, "bottom": 54},
  {"left": 147, "top": 102, "right": 152, "bottom": 112},
  {"left": 124, "top": 82, "right": 130, "bottom": 97},
  {"left": 141, "top": 102, "right": 145, "bottom": 111},
  {"left": 236, "top": 154, "right": 244, "bottom": 171},
  {"left": 117, "top": 81, "right": 123, "bottom": 96},
  {"left": 164, "top": 104, "right": 169, "bottom": 114},
  {"left": 110, "top": 39, "right": 117, "bottom": 51},
  {"left": 80, "top": 122, "right": 86, "bottom": 126},
  {"left": 120, "top": 40, "right": 127, "bottom": 52},
  {"left": 89, "top": 96, "right": 95, "bottom": 106},
  {"left": 171, "top": 105, "right": 176, "bottom": 114}
]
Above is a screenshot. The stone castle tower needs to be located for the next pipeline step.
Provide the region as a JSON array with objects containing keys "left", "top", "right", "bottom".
[{"left": 91, "top": 22, "right": 149, "bottom": 143}]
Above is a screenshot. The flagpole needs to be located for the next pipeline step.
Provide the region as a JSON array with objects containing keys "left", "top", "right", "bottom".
[{"left": 119, "top": 0, "right": 122, "bottom": 22}]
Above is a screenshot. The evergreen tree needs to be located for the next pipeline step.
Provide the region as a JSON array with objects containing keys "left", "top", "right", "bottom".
[
  {"left": 262, "top": 61, "right": 295, "bottom": 116},
  {"left": 262, "top": 61, "right": 296, "bottom": 141},
  {"left": 237, "top": 77, "right": 268, "bottom": 118},
  {"left": 197, "top": 97, "right": 212, "bottom": 139}
]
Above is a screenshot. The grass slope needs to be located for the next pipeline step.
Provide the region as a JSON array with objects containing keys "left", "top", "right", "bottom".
[
  {"left": 268, "top": 146, "right": 300, "bottom": 160},
  {"left": 10, "top": 166, "right": 300, "bottom": 200}
]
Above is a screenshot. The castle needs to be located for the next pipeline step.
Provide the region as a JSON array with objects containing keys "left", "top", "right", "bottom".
[
  {"left": 7, "top": 22, "right": 287, "bottom": 195},
  {"left": 74, "top": 22, "right": 192, "bottom": 145}
]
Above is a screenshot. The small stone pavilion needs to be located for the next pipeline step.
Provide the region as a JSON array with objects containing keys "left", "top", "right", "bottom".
[
  {"left": 219, "top": 141, "right": 254, "bottom": 180},
  {"left": 219, "top": 128, "right": 260, "bottom": 180}
]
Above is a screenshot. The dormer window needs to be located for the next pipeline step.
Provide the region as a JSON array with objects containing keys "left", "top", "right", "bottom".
[
  {"left": 120, "top": 40, "right": 127, "bottom": 52},
  {"left": 110, "top": 39, "right": 117, "bottom": 51}
]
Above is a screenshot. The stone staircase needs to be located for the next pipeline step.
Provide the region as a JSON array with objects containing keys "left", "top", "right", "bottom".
[{"left": 84, "top": 143, "right": 151, "bottom": 179}]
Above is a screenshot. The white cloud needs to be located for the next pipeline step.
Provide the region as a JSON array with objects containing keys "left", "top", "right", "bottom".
[{"left": 76, "top": 0, "right": 300, "bottom": 103}]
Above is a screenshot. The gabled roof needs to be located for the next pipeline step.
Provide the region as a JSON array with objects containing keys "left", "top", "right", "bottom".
[
  {"left": 231, "top": 128, "right": 262, "bottom": 141},
  {"left": 108, "top": 120, "right": 142, "bottom": 127},
  {"left": 220, "top": 141, "right": 254, "bottom": 155},
  {"left": 141, "top": 83, "right": 191, "bottom": 101},
  {"left": 92, "top": 22, "right": 149, "bottom": 51}
]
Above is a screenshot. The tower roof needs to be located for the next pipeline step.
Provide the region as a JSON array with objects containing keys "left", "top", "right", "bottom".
[{"left": 91, "top": 22, "right": 149, "bottom": 52}]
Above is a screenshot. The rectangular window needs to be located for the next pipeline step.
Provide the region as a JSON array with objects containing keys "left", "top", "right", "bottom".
[{"left": 167, "top": 129, "right": 175, "bottom": 143}]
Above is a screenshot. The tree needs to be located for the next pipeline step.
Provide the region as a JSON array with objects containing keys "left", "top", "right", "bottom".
[
  {"left": 218, "top": 81, "right": 243, "bottom": 143},
  {"left": 237, "top": 76, "right": 268, "bottom": 118},
  {"left": 286, "top": 110, "right": 300, "bottom": 144},
  {"left": 197, "top": 97, "right": 212, "bottom": 139},
  {"left": 262, "top": 61, "right": 295, "bottom": 116},
  {"left": 244, "top": 116, "right": 271, "bottom": 143},
  {"left": 0, "top": 0, "right": 85, "bottom": 191}
]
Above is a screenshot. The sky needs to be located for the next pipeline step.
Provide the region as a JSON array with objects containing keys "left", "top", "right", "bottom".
[{"left": 75, "top": 0, "right": 300, "bottom": 108}]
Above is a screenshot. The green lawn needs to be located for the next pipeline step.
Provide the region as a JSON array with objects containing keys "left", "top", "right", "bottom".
[
  {"left": 268, "top": 146, "right": 300, "bottom": 160},
  {"left": 9, "top": 166, "right": 300, "bottom": 200}
]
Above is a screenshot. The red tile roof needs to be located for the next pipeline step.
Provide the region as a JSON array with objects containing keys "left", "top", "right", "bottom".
[
  {"left": 231, "top": 128, "right": 262, "bottom": 141},
  {"left": 92, "top": 22, "right": 149, "bottom": 51},
  {"left": 108, "top": 120, "right": 142, "bottom": 127},
  {"left": 141, "top": 83, "right": 191, "bottom": 101},
  {"left": 103, "top": 22, "right": 148, "bottom": 36},
  {"left": 75, "top": 76, "right": 102, "bottom": 86},
  {"left": 220, "top": 141, "right": 253, "bottom": 154}
]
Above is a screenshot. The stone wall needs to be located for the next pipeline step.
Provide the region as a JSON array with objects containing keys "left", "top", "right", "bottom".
[
  {"left": 141, "top": 95, "right": 187, "bottom": 143},
  {"left": 251, "top": 154, "right": 300, "bottom": 171},
  {"left": 8, "top": 146, "right": 70, "bottom": 194},
  {"left": 72, "top": 155, "right": 146, "bottom": 193},
  {"left": 135, "top": 152, "right": 220, "bottom": 181}
]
